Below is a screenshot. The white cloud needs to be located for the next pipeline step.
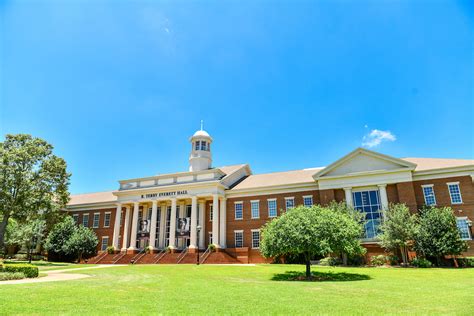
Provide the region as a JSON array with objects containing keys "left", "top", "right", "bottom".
[{"left": 362, "top": 129, "right": 396, "bottom": 148}]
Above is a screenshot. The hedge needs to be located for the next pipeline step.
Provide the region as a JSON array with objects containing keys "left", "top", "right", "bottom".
[
  {"left": 2, "top": 264, "right": 39, "bottom": 278},
  {"left": 0, "top": 272, "right": 26, "bottom": 281}
]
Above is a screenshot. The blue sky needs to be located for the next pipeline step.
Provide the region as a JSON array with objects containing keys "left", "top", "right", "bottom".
[{"left": 1, "top": 0, "right": 473, "bottom": 194}]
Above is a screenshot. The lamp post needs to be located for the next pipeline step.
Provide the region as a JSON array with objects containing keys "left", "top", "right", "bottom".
[{"left": 196, "top": 225, "right": 202, "bottom": 265}]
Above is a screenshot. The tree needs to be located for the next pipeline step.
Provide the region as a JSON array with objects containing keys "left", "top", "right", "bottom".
[
  {"left": 0, "top": 134, "right": 70, "bottom": 251},
  {"left": 5, "top": 218, "right": 45, "bottom": 255},
  {"left": 260, "top": 205, "right": 365, "bottom": 279},
  {"left": 44, "top": 216, "right": 98, "bottom": 262},
  {"left": 378, "top": 203, "right": 417, "bottom": 265},
  {"left": 414, "top": 206, "right": 468, "bottom": 266},
  {"left": 66, "top": 225, "right": 98, "bottom": 262}
]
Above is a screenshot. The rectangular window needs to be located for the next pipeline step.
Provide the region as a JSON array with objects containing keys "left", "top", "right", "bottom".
[
  {"left": 93, "top": 213, "right": 100, "bottom": 228},
  {"left": 303, "top": 195, "right": 313, "bottom": 207},
  {"left": 447, "top": 182, "right": 463, "bottom": 204},
  {"left": 82, "top": 214, "right": 89, "bottom": 227},
  {"left": 195, "top": 141, "right": 200, "bottom": 150},
  {"left": 251, "top": 230, "right": 260, "bottom": 249},
  {"left": 268, "top": 199, "right": 277, "bottom": 218},
  {"left": 285, "top": 197, "right": 295, "bottom": 211},
  {"left": 209, "top": 204, "right": 213, "bottom": 222},
  {"left": 234, "top": 202, "right": 243, "bottom": 220},
  {"left": 104, "top": 212, "right": 111, "bottom": 228},
  {"left": 422, "top": 185, "right": 436, "bottom": 206},
  {"left": 251, "top": 200, "right": 260, "bottom": 219},
  {"left": 456, "top": 217, "right": 471, "bottom": 240},
  {"left": 101, "top": 236, "right": 109, "bottom": 251},
  {"left": 200, "top": 141, "right": 207, "bottom": 151},
  {"left": 234, "top": 231, "right": 243, "bottom": 248},
  {"left": 72, "top": 214, "right": 79, "bottom": 224},
  {"left": 352, "top": 190, "right": 382, "bottom": 239}
]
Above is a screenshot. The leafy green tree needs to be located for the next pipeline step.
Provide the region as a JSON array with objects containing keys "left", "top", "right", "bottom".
[
  {"left": 378, "top": 203, "right": 417, "bottom": 265},
  {"left": 414, "top": 206, "right": 468, "bottom": 266},
  {"left": 260, "top": 205, "right": 365, "bottom": 279},
  {"left": 0, "top": 134, "right": 70, "bottom": 251},
  {"left": 5, "top": 218, "right": 45, "bottom": 253},
  {"left": 66, "top": 225, "right": 98, "bottom": 262}
]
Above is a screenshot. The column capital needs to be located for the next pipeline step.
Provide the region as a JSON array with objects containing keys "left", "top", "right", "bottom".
[
  {"left": 152, "top": 199, "right": 158, "bottom": 206},
  {"left": 133, "top": 201, "right": 140, "bottom": 206},
  {"left": 377, "top": 184, "right": 387, "bottom": 189},
  {"left": 343, "top": 187, "right": 352, "bottom": 191},
  {"left": 115, "top": 202, "right": 122, "bottom": 207}
]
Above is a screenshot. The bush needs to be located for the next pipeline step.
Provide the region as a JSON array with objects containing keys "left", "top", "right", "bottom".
[
  {"left": 107, "top": 246, "right": 115, "bottom": 254},
  {"left": 387, "top": 255, "right": 399, "bottom": 266},
  {"left": 458, "top": 257, "right": 474, "bottom": 268},
  {"left": 370, "top": 255, "right": 387, "bottom": 266},
  {"left": 208, "top": 244, "right": 217, "bottom": 252},
  {"left": 347, "top": 254, "right": 365, "bottom": 266},
  {"left": 2, "top": 264, "right": 39, "bottom": 278},
  {"left": 319, "top": 257, "right": 341, "bottom": 266},
  {"left": 410, "top": 257, "right": 433, "bottom": 268},
  {"left": 0, "top": 272, "right": 26, "bottom": 281}
]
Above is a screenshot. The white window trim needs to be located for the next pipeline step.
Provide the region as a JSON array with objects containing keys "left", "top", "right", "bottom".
[
  {"left": 82, "top": 213, "right": 90, "bottom": 227},
  {"left": 101, "top": 236, "right": 109, "bottom": 251},
  {"left": 251, "top": 229, "right": 260, "bottom": 249},
  {"left": 267, "top": 198, "right": 277, "bottom": 218},
  {"left": 103, "top": 212, "right": 111, "bottom": 228},
  {"left": 234, "top": 201, "right": 244, "bottom": 220},
  {"left": 456, "top": 216, "right": 471, "bottom": 240},
  {"left": 302, "top": 195, "right": 313, "bottom": 206},
  {"left": 421, "top": 184, "right": 437, "bottom": 206},
  {"left": 234, "top": 230, "right": 244, "bottom": 248},
  {"left": 285, "top": 197, "right": 295, "bottom": 210},
  {"left": 447, "top": 182, "right": 463, "bottom": 204},
  {"left": 93, "top": 212, "right": 100, "bottom": 228},
  {"left": 250, "top": 200, "right": 260, "bottom": 219},
  {"left": 72, "top": 214, "right": 79, "bottom": 224}
]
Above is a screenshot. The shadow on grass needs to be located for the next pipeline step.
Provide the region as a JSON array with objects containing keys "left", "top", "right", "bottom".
[{"left": 272, "top": 270, "right": 371, "bottom": 282}]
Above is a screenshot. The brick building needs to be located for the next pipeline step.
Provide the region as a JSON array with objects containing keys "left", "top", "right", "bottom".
[{"left": 67, "top": 128, "right": 474, "bottom": 263}]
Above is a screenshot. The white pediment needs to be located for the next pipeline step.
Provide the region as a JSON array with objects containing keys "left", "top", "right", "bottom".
[{"left": 314, "top": 148, "right": 416, "bottom": 179}]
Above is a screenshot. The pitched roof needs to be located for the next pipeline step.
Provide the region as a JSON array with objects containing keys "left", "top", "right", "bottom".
[
  {"left": 230, "top": 168, "right": 323, "bottom": 191},
  {"left": 69, "top": 191, "right": 117, "bottom": 206},
  {"left": 401, "top": 158, "right": 474, "bottom": 171}
]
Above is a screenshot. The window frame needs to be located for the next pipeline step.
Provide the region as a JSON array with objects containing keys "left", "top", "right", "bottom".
[
  {"left": 101, "top": 236, "right": 109, "bottom": 251},
  {"left": 209, "top": 203, "right": 213, "bottom": 222},
  {"left": 303, "top": 195, "right": 313, "bottom": 207},
  {"left": 234, "top": 201, "right": 243, "bottom": 220},
  {"left": 250, "top": 200, "right": 260, "bottom": 219},
  {"left": 82, "top": 213, "right": 90, "bottom": 227},
  {"left": 267, "top": 198, "right": 277, "bottom": 218},
  {"left": 234, "top": 230, "right": 244, "bottom": 248},
  {"left": 92, "top": 212, "right": 100, "bottom": 229},
  {"left": 72, "top": 214, "right": 79, "bottom": 224},
  {"left": 421, "top": 184, "right": 437, "bottom": 206},
  {"left": 285, "top": 197, "right": 295, "bottom": 211},
  {"left": 447, "top": 182, "right": 463, "bottom": 204},
  {"left": 103, "top": 212, "right": 111, "bottom": 228},
  {"left": 456, "top": 216, "right": 471, "bottom": 240},
  {"left": 251, "top": 229, "right": 260, "bottom": 249}
]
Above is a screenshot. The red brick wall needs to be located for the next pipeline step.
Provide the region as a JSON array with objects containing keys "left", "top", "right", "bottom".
[{"left": 70, "top": 208, "right": 117, "bottom": 251}]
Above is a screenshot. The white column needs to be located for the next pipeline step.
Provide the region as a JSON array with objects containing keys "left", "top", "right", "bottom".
[
  {"left": 190, "top": 196, "right": 198, "bottom": 249},
  {"left": 169, "top": 198, "right": 177, "bottom": 249},
  {"left": 128, "top": 202, "right": 139, "bottom": 251},
  {"left": 219, "top": 197, "right": 227, "bottom": 248},
  {"left": 159, "top": 203, "right": 167, "bottom": 248},
  {"left": 121, "top": 206, "right": 131, "bottom": 251},
  {"left": 198, "top": 200, "right": 205, "bottom": 249},
  {"left": 149, "top": 200, "right": 158, "bottom": 250},
  {"left": 344, "top": 187, "right": 353, "bottom": 207},
  {"left": 112, "top": 203, "right": 122, "bottom": 250},
  {"left": 212, "top": 194, "right": 220, "bottom": 246},
  {"left": 378, "top": 184, "right": 389, "bottom": 210}
]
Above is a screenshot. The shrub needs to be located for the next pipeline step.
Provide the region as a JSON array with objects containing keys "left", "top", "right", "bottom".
[
  {"left": 410, "top": 257, "right": 433, "bottom": 268},
  {"left": 2, "top": 264, "right": 39, "bottom": 278},
  {"left": 347, "top": 254, "right": 365, "bottom": 266},
  {"left": 0, "top": 272, "right": 26, "bottom": 281},
  {"left": 208, "top": 244, "right": 217, "bottom": 252},
  {"left": 107, "top": 246, "right": 115, "bottom": 254},
  {"left": 370, "top": 255, "right": 387, "bottom": 266},
  {"left": 319, "top": 257, "right": 341, "bottom": 266},
  {"left": 458, "top": 257, "right": 474, "bottom": 268},
  {"left": 387, "top": 255, "right": 399, "bottom": 266}
]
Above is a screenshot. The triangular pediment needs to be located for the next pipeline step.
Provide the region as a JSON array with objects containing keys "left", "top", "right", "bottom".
[{"left": 313, "top": 148, "right": 416, "bottom": 179}]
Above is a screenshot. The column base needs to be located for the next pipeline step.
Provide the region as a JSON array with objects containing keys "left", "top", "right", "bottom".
[
  {"left": 188, "top": 245, "right": 198, "bottom": 253},
  {"left": 127, "top": 247, "right": 138, "bottom": 254}
]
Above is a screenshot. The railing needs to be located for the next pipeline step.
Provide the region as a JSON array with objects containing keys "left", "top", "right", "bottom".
[
  {"left": 176, "top": 248, "right": 189, "bottom": 264},
  {"left": 130, "top": 248, "right": 146, "bottom": 264},
  {"left": 200, "top": 248, "right": 212, "bottom": 264},
  {"left": 153, "top": 248, "right": 167, "bottom": 264},
  {"left": 112, "top": 251, "right": 127, "bottom": 264},
  {"left": 89, "top": 251, "right": 108, "bottom": 264}
]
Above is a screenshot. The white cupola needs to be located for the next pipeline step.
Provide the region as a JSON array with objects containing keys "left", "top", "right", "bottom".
[{"left": 189, "top": 121, "right": 213, "bottom": 172}]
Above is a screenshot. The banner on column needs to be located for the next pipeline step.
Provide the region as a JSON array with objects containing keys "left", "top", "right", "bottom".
[
  {"left": 176, "top": 218, "right": 191, "bottom": 237},
  {"left": 138, "top": 219, "right": 150, "bottom": 237}
]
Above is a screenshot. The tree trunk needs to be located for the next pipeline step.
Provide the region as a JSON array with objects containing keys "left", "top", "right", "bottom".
[
  {"left": 342, "top": 253, "right": 348, "bottom": 266},
  {"left": 0, "top": 214, "right": 10, "bottom": 253},
  {"left": 305, "top": 253, "right": 311, "bottom": 280},
  {"left": 400, "top": 245, "right": 408, "bottom": 266}
]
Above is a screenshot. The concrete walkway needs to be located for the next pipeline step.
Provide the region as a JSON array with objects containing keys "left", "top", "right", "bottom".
[{"left": 0, "top": 264, "right": 125, "bottom": 285}]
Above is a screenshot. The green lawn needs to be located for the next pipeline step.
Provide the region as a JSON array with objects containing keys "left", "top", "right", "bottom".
[
  {"left": 1, "top": 264, "right": 473, "bottom": 315},
  {"left": 3, "top": 260, "right": 94, "bottom": 271}
]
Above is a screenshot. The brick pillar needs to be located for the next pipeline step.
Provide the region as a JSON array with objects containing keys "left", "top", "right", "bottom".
[{"left": 396, "top": 182, "right": 418, "bottom": 212}]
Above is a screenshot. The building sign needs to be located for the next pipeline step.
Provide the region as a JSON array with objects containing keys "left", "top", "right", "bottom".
[
  {"left": 141, "top": 190, "right": 188, "bottom": 199},
  {"left": 177, "top": 217, "right": 190, "bottom": 237}
]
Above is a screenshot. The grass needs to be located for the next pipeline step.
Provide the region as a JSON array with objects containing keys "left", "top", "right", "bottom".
[
  {"left": 1, "top": 264, "right": 473, "bottom": 315},
  {"left": 2, "top": 260, "right": 94, "bottom": 271}
]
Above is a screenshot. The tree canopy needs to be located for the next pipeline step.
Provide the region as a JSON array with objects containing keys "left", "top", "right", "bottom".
[
  {"left": 0, "top": 134, "right": 70, "bottom": 251},
  {"left": 260, "top": 205, "right": 365, "bottom": 279}
]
